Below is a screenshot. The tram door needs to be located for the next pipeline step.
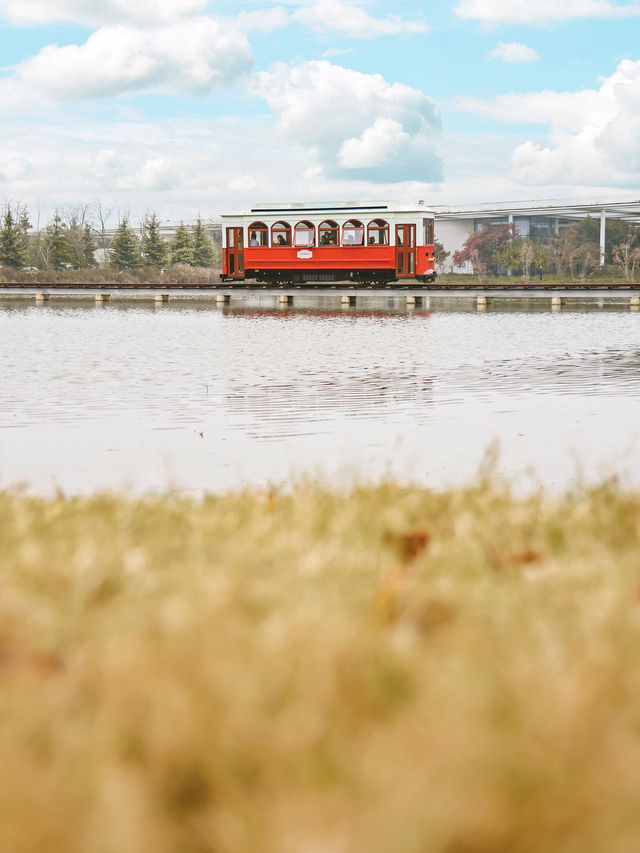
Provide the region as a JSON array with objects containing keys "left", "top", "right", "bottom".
[
  {"left": 226, "top": 227, "right": 244, "bottom": 278},
  {"left": 395, "top": 224, "right": 416, "bottom": 278}
]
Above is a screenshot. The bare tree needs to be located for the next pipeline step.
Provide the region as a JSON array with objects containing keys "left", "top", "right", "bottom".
[
  {"left": 31, "top": 205, "right": 48, "bottom": 269},
  {"left": 91, "top": 200, "right": 114, "bottom": 268},
  {"left": 469, "top": 248, "right": 488, "bottom": 283},
  {"left": 519, "top": 240, "right": 534, "bottom": 283},
  {"left": 569, "top": 242, "right": 599, "bottom": 282},
  {"left": 612, "top": 241, "right": 640, "bottom": 283},
  {"left": 547, "top": 230, "right": 575, "bottom": 278}
]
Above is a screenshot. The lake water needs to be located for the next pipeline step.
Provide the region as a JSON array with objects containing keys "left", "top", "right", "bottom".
[{"left": 1, "top": 294, "right": 640, "bottom": 495}]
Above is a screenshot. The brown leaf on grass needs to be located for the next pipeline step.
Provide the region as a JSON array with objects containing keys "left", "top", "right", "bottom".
[
  {"left": 510, "top": 549, "right": 545, "bottom": 566},
  {"left": 396, "top": 528, "right": 432, "bottom": 563}
]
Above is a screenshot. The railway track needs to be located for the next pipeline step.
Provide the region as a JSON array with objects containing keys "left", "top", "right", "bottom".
[{"left": 1, "top": 281, "right": 640, "bottom": 291}]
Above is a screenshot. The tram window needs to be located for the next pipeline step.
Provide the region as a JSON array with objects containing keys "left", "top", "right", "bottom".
[
  {"left": 424, "top": 218, "right": 434, "bottom": 245},
  {"left": 319, "top": 220, "right": 339, "bottom": 245},
  {"left": 343, "top": 219, "right": 364, "bottom": 246},
  {"left": 294, "top": 221, "right": 316, "bottom": 247},
  {"left": 271, "top": 221, "right": 292, "bottom": 247},
  {"left": 367, "top": 219, "right": 389, "bottom": 245},
  {"left": 248, "top": 222, "right": 268, "bottom": 247}
]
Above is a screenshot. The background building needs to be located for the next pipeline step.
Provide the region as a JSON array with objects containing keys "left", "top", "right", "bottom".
[{"left": 433, "top": 198, "right": 640, "bottom": 273}]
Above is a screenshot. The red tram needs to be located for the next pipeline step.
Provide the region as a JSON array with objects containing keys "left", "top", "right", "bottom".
[{"left": 221, "top": 201, "right": 436, "bottom": 284}]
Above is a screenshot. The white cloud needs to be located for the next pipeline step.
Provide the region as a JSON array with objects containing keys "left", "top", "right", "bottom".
[
  {"left": 137, "top": 156, "right": 179, "bottom": 191},
  {"left": 235, "top": 7, "right": 290, "bottom": 33},
  {"left": 234, "top": 0, "right": 428, "bottom": 39},
  {"left": 338, "top": 117, "right": 410, "bottom": 169},
  {"left": 455, "top": 0, "right": 640, "bottom": 26},
  {"left": 227, "top": 174, "right": 259, "bottom": 193},
  {"left": 256, "top": 60, "right": 441, "bottom": 181},
  {"left": 0, "top": 0, "right": 206, "bottom": 26},
  {"left": 293, "top": 0, "right": 428, "bottom": 38},
  {"left": 0, "top": 112, "right": 441, "bottom": 222},
  {"left": 3, "top": 19, "right": 253, "bottom": 101},
  {"left": 454, "top": 59, "right": 640, "bottom": 187},
  {"left": 451, "top": 89, "right": 605, "bottom": 130},
  {"left": 321, "top": 47, "right": 355, "bottom": 58},
  {"left": 0, "top": 156, "right": 31, "bottom": 182},
  {"left": 489, "top": 42, "right": 539, "bottom": 63}
]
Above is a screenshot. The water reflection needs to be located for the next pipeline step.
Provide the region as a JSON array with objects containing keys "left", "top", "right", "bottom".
[{"left": 1, "top": 299, "right": 640, "bottom": 494}]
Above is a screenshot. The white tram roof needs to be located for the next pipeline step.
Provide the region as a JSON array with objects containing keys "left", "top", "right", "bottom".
[{"left": 221, "top": 200, "right": 434, "bottom": 220}]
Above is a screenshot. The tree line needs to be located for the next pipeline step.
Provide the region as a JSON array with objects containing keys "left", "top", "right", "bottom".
[
  {"left": 449, "top": 217, "right": 640, "bottom": 283},
  {"left": 0, "top": 204, "right": 220, "bottom": 271}
]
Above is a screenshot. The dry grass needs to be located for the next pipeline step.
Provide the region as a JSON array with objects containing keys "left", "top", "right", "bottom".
[
  {"left": 0, "top": 266, "right": 222, "bottom": 286},
  {"left": 1, "top": 481, "right": 640, "bottom": 853}
]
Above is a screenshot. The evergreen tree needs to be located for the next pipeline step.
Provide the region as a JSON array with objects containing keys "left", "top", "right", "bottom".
[
  {"left": 18, "top": 209, "right": 31, "bottom": 262},
  {"left": 64, "top": 214, "right": 89, "bottom": 269},
  {"left": 0, "top": 206, "right": 30, "bottom": 268},
  {"left": 170, "top": 222, "right": 194, "bottom": 266},
  {"left": 46, "top": 213, "right": 71, "bottom": 270},
  {"left": 82, "top": 223, "right": 97, "bottom": 268},
  {"left": 141, "top": 213, "right": 168, "bottom": 267},
  {"left": 192, "top": 216, "right": 215, "bottom": 267},
  {"left": 434, "top": 239, "right": 450, "bottom": 273},
  {"left": 109, "top": 218, "right": 141, "bottom": 270}
]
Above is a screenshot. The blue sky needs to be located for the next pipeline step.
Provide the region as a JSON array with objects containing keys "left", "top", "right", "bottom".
[{"left": 1, "top": 0, "right": 640, "bottom": 223}]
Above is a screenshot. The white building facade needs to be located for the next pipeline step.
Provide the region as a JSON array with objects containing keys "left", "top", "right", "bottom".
[{"left": 433, "top": 197, "right": 640, "bottom": 274}]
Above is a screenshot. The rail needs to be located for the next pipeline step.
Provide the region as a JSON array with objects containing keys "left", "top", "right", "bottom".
[{"left": 2, "top": 281, "right": 640, "bottom": 291}]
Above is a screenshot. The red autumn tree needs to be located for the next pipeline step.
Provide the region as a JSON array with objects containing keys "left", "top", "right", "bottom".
[{"left": 452, "top": 223, "right": 515, "bottom": 277}]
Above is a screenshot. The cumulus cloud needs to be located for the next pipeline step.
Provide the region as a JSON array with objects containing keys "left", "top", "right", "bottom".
[
  {"left": 5, "top": 19, "right": 253, "bottom": 101},
  {"left": 455, "top": 0, "right": 640, "bottom": 26},
  {"left": 256, "top": 60, "right": 441, "bottom": 181},
  {"left": 0, "top": 0, "right": 206, "bottom": 26},
  {"left": 0, "top": 111, "right": 442, "bottom": 223},
  {"left": 489, "top": 42, "right": 539, "bottom": 62},
  {"left": 137, "top": 156, "right": 179, "bottom": 191},
  {"left": 338, "top": 118, "right": 410, "bottom": 169},
  {"left": 455, "top": 59, "right": 640, "bottom": 186}
]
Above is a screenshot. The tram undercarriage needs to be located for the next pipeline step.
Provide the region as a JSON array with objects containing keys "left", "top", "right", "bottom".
[{"left": 223, "top": 269, "right": 436, "bottom": 285}]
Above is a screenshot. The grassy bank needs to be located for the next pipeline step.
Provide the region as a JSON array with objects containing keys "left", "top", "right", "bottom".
[
  {"left": 2, "top": 481, "right": 640, "bottom": 852},
  {"left": 436, "top": 271, "right": 637, "bottom": 287},
  {"left": 0, "top": 265, "right": 221, "bottom": 286}
]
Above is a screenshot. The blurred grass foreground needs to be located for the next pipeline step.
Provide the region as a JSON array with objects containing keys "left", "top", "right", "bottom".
[{"left": 2, "top": 480, "right": 640, "bottom": 853}]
